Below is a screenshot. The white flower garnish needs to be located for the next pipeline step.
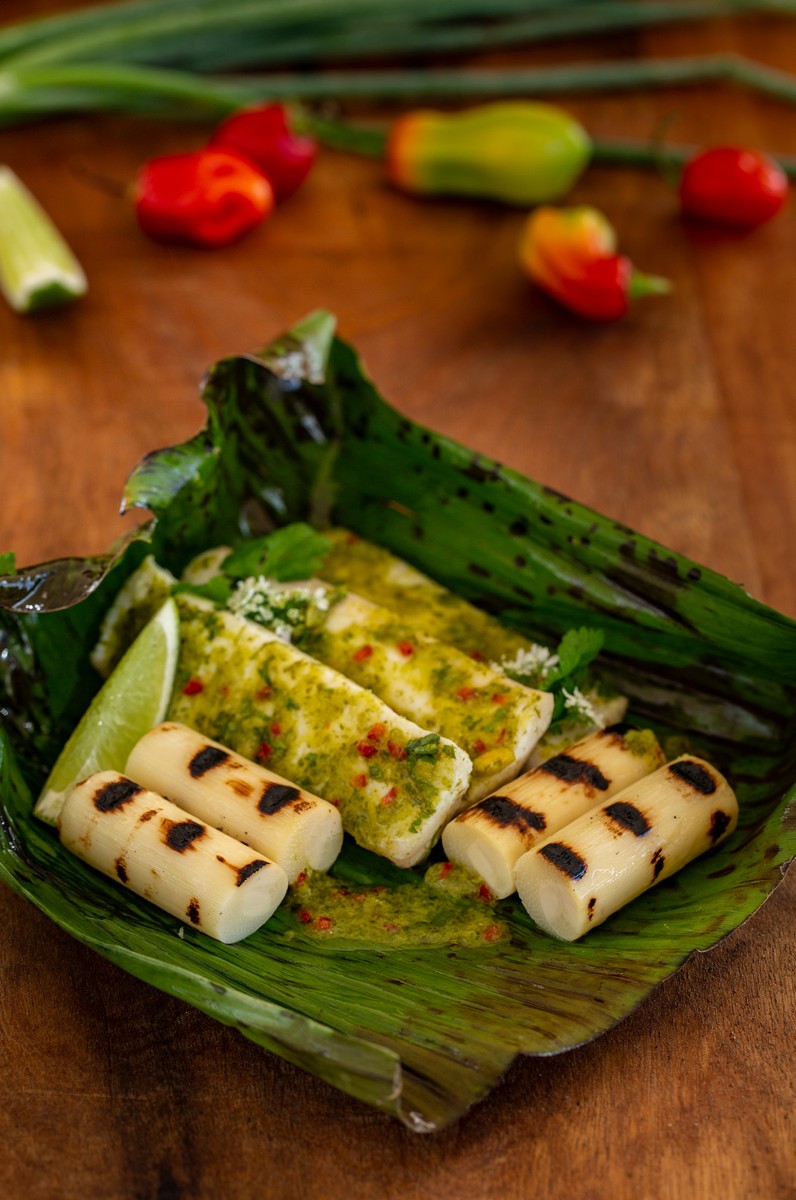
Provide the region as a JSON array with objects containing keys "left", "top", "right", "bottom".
[
  {"left": 496, "top": 644, "right": 560, "bottom": 680},
  {"left": 561, "top": 686, "right": 604, "bottom": 728}
]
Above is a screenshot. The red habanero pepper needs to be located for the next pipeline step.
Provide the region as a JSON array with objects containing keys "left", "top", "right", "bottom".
[
  {"left": 519, "top": 206, "right": 670, "bottom": 322},
  {"left": 679, "top": 147, "right": 788, "bottom": 230},
  {"left": 210, "top": 104, "right": 317, "bottom": 202},
  {"left": 134, "top": 149, "right": 273, "bottom": 248}
]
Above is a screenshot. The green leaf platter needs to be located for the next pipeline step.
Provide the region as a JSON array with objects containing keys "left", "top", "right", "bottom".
[{"left": 1, "top": 311, "right": 794, "bottom": 1131}]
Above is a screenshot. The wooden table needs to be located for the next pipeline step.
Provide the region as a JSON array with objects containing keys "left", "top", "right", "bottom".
[{"left": 1, "top": 6, "right": 794, "bottom": 1198}]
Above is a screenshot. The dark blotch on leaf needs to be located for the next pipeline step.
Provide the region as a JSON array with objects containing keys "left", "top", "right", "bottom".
[
  {"left": 620, "top": 541, "right": 636, "bottom": 560},
  {"left": 509, "top": 517, "right": 529, "bottom": 537},
  {"left": 468, "top": 563, "right": 490, "bottom": 579},
  {"left": 94, "top": 779, "right": 142, "bottom": 812},
  {"left": 687, "top": 567, "right": 702, "bottom": 581},
  {"left": 189, "top": 744, "right": 229, "bottom": 778},
  {"left": 707, "top": 863, "right": 736, "bottom": 879},
  {"left": 647, "top": 548, "right": 682, "bottom": 584},
  {"left": 604, "top": 802, "right": 651, "bottom": 837},
  {"left": 165, "top": 820, "right": 206, "bottom": 852},
  {"left": 669, "top": 760, "right": 716, "bottom": 795},
  {"left": 540, "top": 842, "right": 587, "bottom": 881},
  {"left": 259, "top": 783, "right": 300, "bottom": 815},
  {"left": 541, "top": 755, "right": 609, "bottom": 791}
]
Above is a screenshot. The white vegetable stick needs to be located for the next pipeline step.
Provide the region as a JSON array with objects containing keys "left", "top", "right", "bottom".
[
  {"left": 514, "top": 755, "right": 738, "bottom": 941},
  {"left": 442, "top": 726, "right": 664, "bottom": 898},
  {"left": 126, "top": 722, "right": 343, "bottom": 883},
  {"left": 59, "top": 771, "right": 288, "bottom": 944}
]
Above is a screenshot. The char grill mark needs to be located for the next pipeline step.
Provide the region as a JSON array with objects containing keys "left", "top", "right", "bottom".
[
  {"left": 258, "top": 783, "right": 300, "bottom": 815},
  {"left": 540, "top": 842, "right": 587, "bottom": 881},
  {"left": 669, "top": 760, "right": 716, "bottom": 795},
  {"left": 709, "top": 811, "right": 731, "bottom": 844},
  {"left": 94, "top": 778, "right": 142, "bottom": 812},
  {"left": 164, "top": 819, "right": 206, "bottom": 852},
  {"left": 236, "top": 860, "right": 267, "bottom": 886},
  {"left": 476, "top": 794, "right": 546, "bottom": 835},
  {"left": 651, "top": 848, "right": 665, "bottom": 879},
  {"left": 189, "top": 745, "right": 230, "bottom": 778},
  {"left": 187, "top": 898, "right": 201, "bottom": 924},
  {"left": 604, "top": 801, "right": 651, "bottom": 837},
  {"left": 540, "top": 755, "right": 609, "bottom": 792}
]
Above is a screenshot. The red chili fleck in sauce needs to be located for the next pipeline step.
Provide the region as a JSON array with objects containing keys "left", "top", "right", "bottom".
[
  {"left": 314, "top": 916, "right": 333, "bottom": 931},
  {"left": 469, "top": 649, "right": 485, "bottom": 661},
  {"left": 298, "top": 909, "right": 312, "bottom": 923},
  {"left": 295, "top": 871, "right": 307, "bottom": 886},
  {"left": 256, "top": 741, "right": 272, "bottom": 762},
  {"left": 483, "top": 923, "right": 501, "bottom": 943},
  {"left": 387, "top": 741, "right": 407, "bottom": 760},
  {"left": 457, "top": 686, "right": 477, "bottom": 701},
  {"left": 219, "top": 684, "right": 229, "bottom": 698},
  {"left": 353, "top": 644, "right": 373, "bottom": 661},
  {"left": 182, "top": 678, "right": 204, "bottom": 696},
  {"left": 496, "top": 727, "right": 507, "bottom": 745},
  {"left": 491, "top": 693, "right": 507, "bottom": 705},
  {"left": 330, "top": 797, "right": 340, "bottom": 807},
  {"left": 440, "top": 861, "right": 453, "bottom": 879},
  {"left": 383, "top": 922, "right": 401, "bottom": 933},
  {"left": 345, "top": 533, "right": 359, "bottom": 544},
  {"left": 367, "top": 723, "right": 385, "bottom": 743},
  {"left": 270, "top": 721, "right": 281, "bottom": 736},
  {"left": 352, "top": 773, "right": 368, "bottom": 789},
  {"left": 357, "top": 740, "right": 378, "bottom": 759},
  {"left": 397, "top": 640, "right": 414, "bottom": 657},
  {"left": 472, "top": 739, "right": 487, "bottom": 754},
  {"left": 256, "top": 686, "right": 272, "bottom": 700},
  {"left": 381, "top": 787, "right": 397, "bottom": 806},
  {"left": 478, "top": 884, "right": 493, "bottom": 902}
]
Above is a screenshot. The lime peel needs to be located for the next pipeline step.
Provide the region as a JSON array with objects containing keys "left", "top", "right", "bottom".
[{"left": 35, "top": 598, "right": 179, "bottom": 825}]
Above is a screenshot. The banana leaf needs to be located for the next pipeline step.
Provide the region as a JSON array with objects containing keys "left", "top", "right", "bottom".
[{"left": 1, "top": 310, "right": 794, "bottom": 1131}]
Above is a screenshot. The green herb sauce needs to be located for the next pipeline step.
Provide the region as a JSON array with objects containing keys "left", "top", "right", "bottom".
[{"left": 288, "top": 867, "right": 506, "bottom": 948}]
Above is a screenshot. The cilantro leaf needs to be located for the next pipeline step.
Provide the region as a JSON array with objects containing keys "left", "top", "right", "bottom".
[
  {"left": 222, "top": 524, "right": 331, "bottom": 583},
  {"left": 172, "top": 577, "right": 233, "bottom": 605},
  {"left": 0, "top": 551, "right": 15, "bottom": 576},
  {"left": 549, "top": 627, "right": 605, "bottom": 683}
]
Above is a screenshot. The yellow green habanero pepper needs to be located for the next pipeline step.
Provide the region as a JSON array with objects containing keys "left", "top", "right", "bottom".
[{"left": 386, "top": 101, "right": 592, "bottom": 206}]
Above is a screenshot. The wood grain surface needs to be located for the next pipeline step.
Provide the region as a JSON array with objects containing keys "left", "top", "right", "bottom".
[{"left": 1, "top": 5, "right": 795, "bottom": 1199}]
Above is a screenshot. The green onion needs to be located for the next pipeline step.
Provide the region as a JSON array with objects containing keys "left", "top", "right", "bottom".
[
  {"left": 0, "top": 167, "right": 86, "bottom": 313},
  {"left": 2, "top": 52, "right": 796, "bottom": 130}
]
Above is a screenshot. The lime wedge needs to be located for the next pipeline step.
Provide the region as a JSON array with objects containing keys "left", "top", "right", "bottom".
[{"left": 35, "top": 598, "right": 179, "bottom": 826}]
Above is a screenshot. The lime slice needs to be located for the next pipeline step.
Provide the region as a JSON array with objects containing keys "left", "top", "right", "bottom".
[{"left": 35, "top": 598, "right": 179, "bottom": 826}]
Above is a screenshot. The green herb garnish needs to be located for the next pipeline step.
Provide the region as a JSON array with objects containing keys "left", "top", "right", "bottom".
[
  {"left": 405, "top": 733, "right": 441, "bottom": 766},
  {"left": 222, "top": 524, "right": 330, "bottom": 583}
]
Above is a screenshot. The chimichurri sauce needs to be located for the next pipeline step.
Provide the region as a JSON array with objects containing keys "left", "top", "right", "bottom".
[{"left": 286, "top": 865, "right": 507, "bottom": 948}]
